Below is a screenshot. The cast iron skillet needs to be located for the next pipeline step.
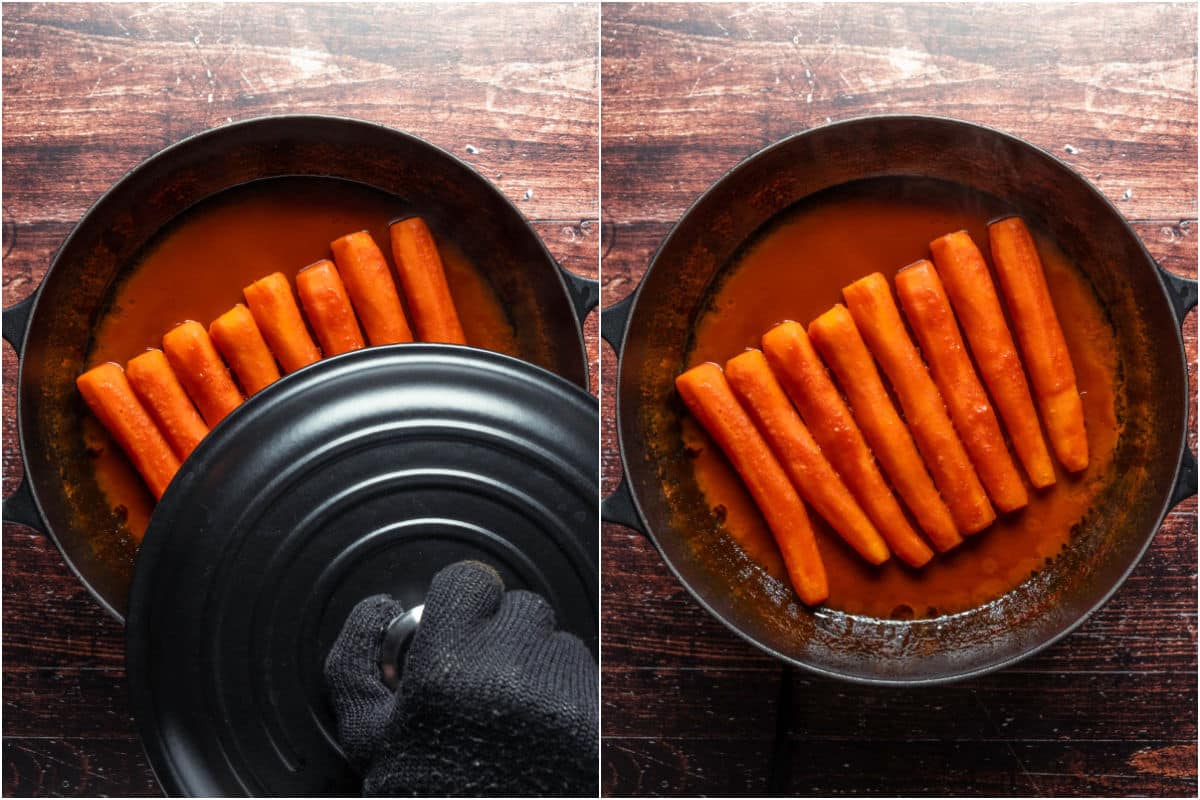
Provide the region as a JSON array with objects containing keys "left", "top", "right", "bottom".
[
  {"left": 2, "top": 114, "right": 598, "bottom": 621},
  {"left": 601, "top": 115, "right": 1196, "bottom": 685}
]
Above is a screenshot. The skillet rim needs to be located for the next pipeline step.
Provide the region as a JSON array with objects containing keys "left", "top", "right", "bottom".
[
  {"left": 12, "top": 112, "right": 591, "bottom": 624},
  {"left": 610, "top": 112, "right": 1193, "bottom": 686}
]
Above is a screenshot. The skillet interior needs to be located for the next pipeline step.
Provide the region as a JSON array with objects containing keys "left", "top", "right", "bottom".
[
  {"left": 617, "top": 116, "right": 1189, "bottom": 683},
  {"left": 16, "top": 115, "right": 589, "bottom": 619}
]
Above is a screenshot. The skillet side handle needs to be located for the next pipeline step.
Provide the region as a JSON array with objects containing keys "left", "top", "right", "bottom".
[
  {"left": 601, "top": 475, "right": 648, "bottom": 535},
  {"left": 557, "top": 263, "right": 599, "bottom": 328},
  {"left": 2, "top": 479, "right": 45, "bottom": 534},
  {"left": 600, "top": 291, "right": 636, "bottom": 356},
  {"left": 1170, "top": 448, "right": 1197, "bottom": 507},
  {"left": 1158, "top": 261, "right": 1198, "bottom": 324},
  {"left": 2, "top": 292, "right": 37, "bottom": 357},
  {"left": 599, "top": 291, "right": 645, "bottom": 535},
  {"left": 1157, "top": 262, "right": 1197, "bottom": 506}
]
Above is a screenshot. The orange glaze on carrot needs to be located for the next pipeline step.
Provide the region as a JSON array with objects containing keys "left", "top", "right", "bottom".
[
  {"left": 162, "top": 321, "right": 244, "bottom": 427},
  {"left": 125, "top": 348, "right": 209, "bottom": 460},
  {"left": 682, "top": 178, "right": 1121, "bottom": 618},
  {"left": 76, "top": 363, "right": 180, "bottom": 503},
  {"left": 84, "top": 177, "right": 519, "bottom": 543},
  {"left": 761, "top": 322, "right": 934, "bottom": 568},
  {"left": 390, "top": 217, "right": 467, "bottom": 344},
  {"left": 677, "top": 362, "right": 829, "bottom": 605},
  {"left": 808, "top": 304, "right": 963, "bottom": 552},
  {"left": 296, "top": 259, "right": 366, "bottom": 356},
  {"left": 243, "top": 272, "right": 322, "bottom": 374},
  {"left": 842, "top": 272, "right": 996, "bottom": 535},
  {"left": 209, "top": 304, "right": 282, "bottom": 396},
  {"left": 895, "top": 261, "right": 1029, "bottom": 513},
  {"left": 725, "top": 348, "right": 890, "bottom": 566},
  {"left": 989, "top": 216, "right": 1089, "bottom": 472}
]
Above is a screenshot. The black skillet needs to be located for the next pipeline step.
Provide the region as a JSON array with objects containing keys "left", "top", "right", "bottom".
[
  {"left": 601, "top": 115, "right": 1196, "bottom": 685},
  {"left": 125, "top": 344, "right": 598, "bottom": 796},
  {"left": 2, "top": 114, "right": 598, "bottom": 621}
]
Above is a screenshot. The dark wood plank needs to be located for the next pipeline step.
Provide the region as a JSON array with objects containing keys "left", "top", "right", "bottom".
[
  {"left": 2, "top": 4, "right": 599, "bottom": 227},
  {"left": 603, "top": 668, "right": 782, "bottom": 739},
  {"left": 2, "top": 5, "right": 598, "bottom": 796},
  {"left": 602, "top": 737, "right": 772, "bottom": 797},
  {"left": 2, "top": 525, "right": 126, "bottom": 670},
  {"left": 601, "top": 3, "right": 1196, "bottom": 224},
  {"left": 3, "top": 739, "right": 159, "bottom": 797},
  {"left": 4, "top": 671, "right": 135, "bottom": 740},
  {"left": 769, "top": 739, "right": 1196, "bottom": 797},
  {"left": 600, "top": 3, "right": 1197, "bottom": 797},
  {"left": 602, "top": 523, "right": 783, "bottom": 670}
]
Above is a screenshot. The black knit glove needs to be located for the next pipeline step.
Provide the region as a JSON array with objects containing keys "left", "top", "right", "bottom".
[{"left": 324, "top": 561, "right": 598, "bottom": 797}]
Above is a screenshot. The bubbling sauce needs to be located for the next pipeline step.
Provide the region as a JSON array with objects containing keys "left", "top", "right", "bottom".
[
  {"left": 682, "top": 178, "right": 1122, "bottom": 619},
  {"left": 84, "top": 177, "right": 519, "bottom": 542}
]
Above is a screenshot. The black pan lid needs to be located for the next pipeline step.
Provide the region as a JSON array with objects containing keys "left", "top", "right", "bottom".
[{"left": 125, "top": 345, "right": 598, "bottom": 796}]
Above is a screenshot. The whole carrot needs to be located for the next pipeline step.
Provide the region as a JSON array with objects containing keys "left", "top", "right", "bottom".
[
  {"left": 929, "top": 230, "right": 1057, "bottom": 488},
  {"left": 77, "top": 362, "right": 181, "bottom": 500},
  {"left": 330, "top": 231, "right": 414, "bottom": 345},
  {"left": 762, "top": 322, "right": 934, "bottom": 568},
  {"left": 209, "top": 304, "right": 281, "bottom": 395},
  {"left": 895, "top": 261, "right": 1029, "bottom": 513},
  {"left": 296, "top": 259, "right": 366, "bottom": 357},
  {"left": 988, "top": 216, "right": 1089, "bottom": 473},
  {"left": 725, "top": 349, "right": 890, "bottom": 566},
  {"left": 843, "top": 273, "right": 996, "bottom": 535},
  {"left": 125, "top": 349, "right": 210, "bottom": 460},
  {"left": 162, "top": 320, "right": 244, "bottom": 427},
  {"left": 389, "top": 217, "right": 467, "bottom": 345},
  {"left": 809, "top": 305, "right": 963, "bottom": 552},
  {"left": 243, "top": 272, "right": 322, "bottom": 374},
  {"left": 676, "top": 362, "right": 829, "bottom": 605}
]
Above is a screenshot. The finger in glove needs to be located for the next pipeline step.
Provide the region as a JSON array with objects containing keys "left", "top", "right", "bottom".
[{"left": 323, "top": 593, "right": 405, "bottom": 770}]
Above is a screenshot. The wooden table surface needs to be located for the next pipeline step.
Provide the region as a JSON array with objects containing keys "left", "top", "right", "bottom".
[
  {"left": 1, "top": 4, "right": 598, "bottom": 795},
  {"left": 600, "top": 4, "right": 1197, "bottom": 796}
]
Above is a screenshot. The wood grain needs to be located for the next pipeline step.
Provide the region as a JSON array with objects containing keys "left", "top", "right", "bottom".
[
  {"left": 2, "top": 4, "right": 598, "bottom": 796},
  {"left": 600, "top": 3, "right": 1196, "bottom": 796}
]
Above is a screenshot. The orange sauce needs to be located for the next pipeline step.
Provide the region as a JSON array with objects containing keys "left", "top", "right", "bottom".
[
  {"left": 683, "top": 178, "right": 1122, "bottom": 619},
  {"left": 83, "top": 176, "right": 519, "bottom": 541}
]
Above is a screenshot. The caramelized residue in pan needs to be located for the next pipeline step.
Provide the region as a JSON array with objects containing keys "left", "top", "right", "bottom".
[
  {"left": 83, "top": 177, "right": 519, "bottom": 542},
  {"left": 682, "top": 179, "right": 1122, "bottom": 619}
]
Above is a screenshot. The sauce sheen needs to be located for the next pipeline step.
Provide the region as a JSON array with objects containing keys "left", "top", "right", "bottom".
[
  {"left": 84, "top": 177, "right": 519, "bottom": 541},
  {"left": 683, "top": 179, "right": 1121, "bottom": 618}
]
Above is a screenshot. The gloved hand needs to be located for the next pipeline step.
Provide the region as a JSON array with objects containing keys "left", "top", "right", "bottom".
[{"left": 324, "top": 561, "right": 598, "bottom": 797}]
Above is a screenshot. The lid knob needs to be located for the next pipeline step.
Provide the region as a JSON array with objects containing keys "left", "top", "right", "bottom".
[{"left": 379, "top": 604, "right": 424, "bottom": 689}]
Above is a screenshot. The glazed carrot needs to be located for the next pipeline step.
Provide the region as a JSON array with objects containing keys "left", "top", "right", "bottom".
[
  {"left": 843, "top": 273, "right": 996, "bottom": 534},
  {"left": 76, "top": 362, "right": 180, "bottom": 500},
  {"left": 809, "top": 305, "right": 963, "bottom": 552},
  {"left": 762, "top": 322, "right": 934, "bottom": 568},
  {"left": 209, "top": 304, "right": 282, "bottom": 395},
  {"left": 725, "top": 349, "right": 890, "bottom": 566},
  {"left": 896, "top": 262, "right": 1029, "bottom": 513},
  {"left": 125, "top": 349, "right": 209, "bottom": 461},
  {"left": 988, "top": 216, "right": 1089, "bottom": 473},
  {"left": 243, "top": 272, "right": 322, "bottom": 374},
  {"left": 330, "top": 231, "right": 414, "bottom": 345},
  {"left": 929, "top": 230, "right": 1057, "bottom": 488},
  {"left": 296, "top": 259, "right": 366, "bottom": 356},
  {"left": 676, "top": 362, "right": 829, "bottom": 605},
  {"left": 162, "top": 320, "right": 244, "bottom": 427},
  {"left": 389, "top": 217, "right": 467, "bottom": 344}
]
